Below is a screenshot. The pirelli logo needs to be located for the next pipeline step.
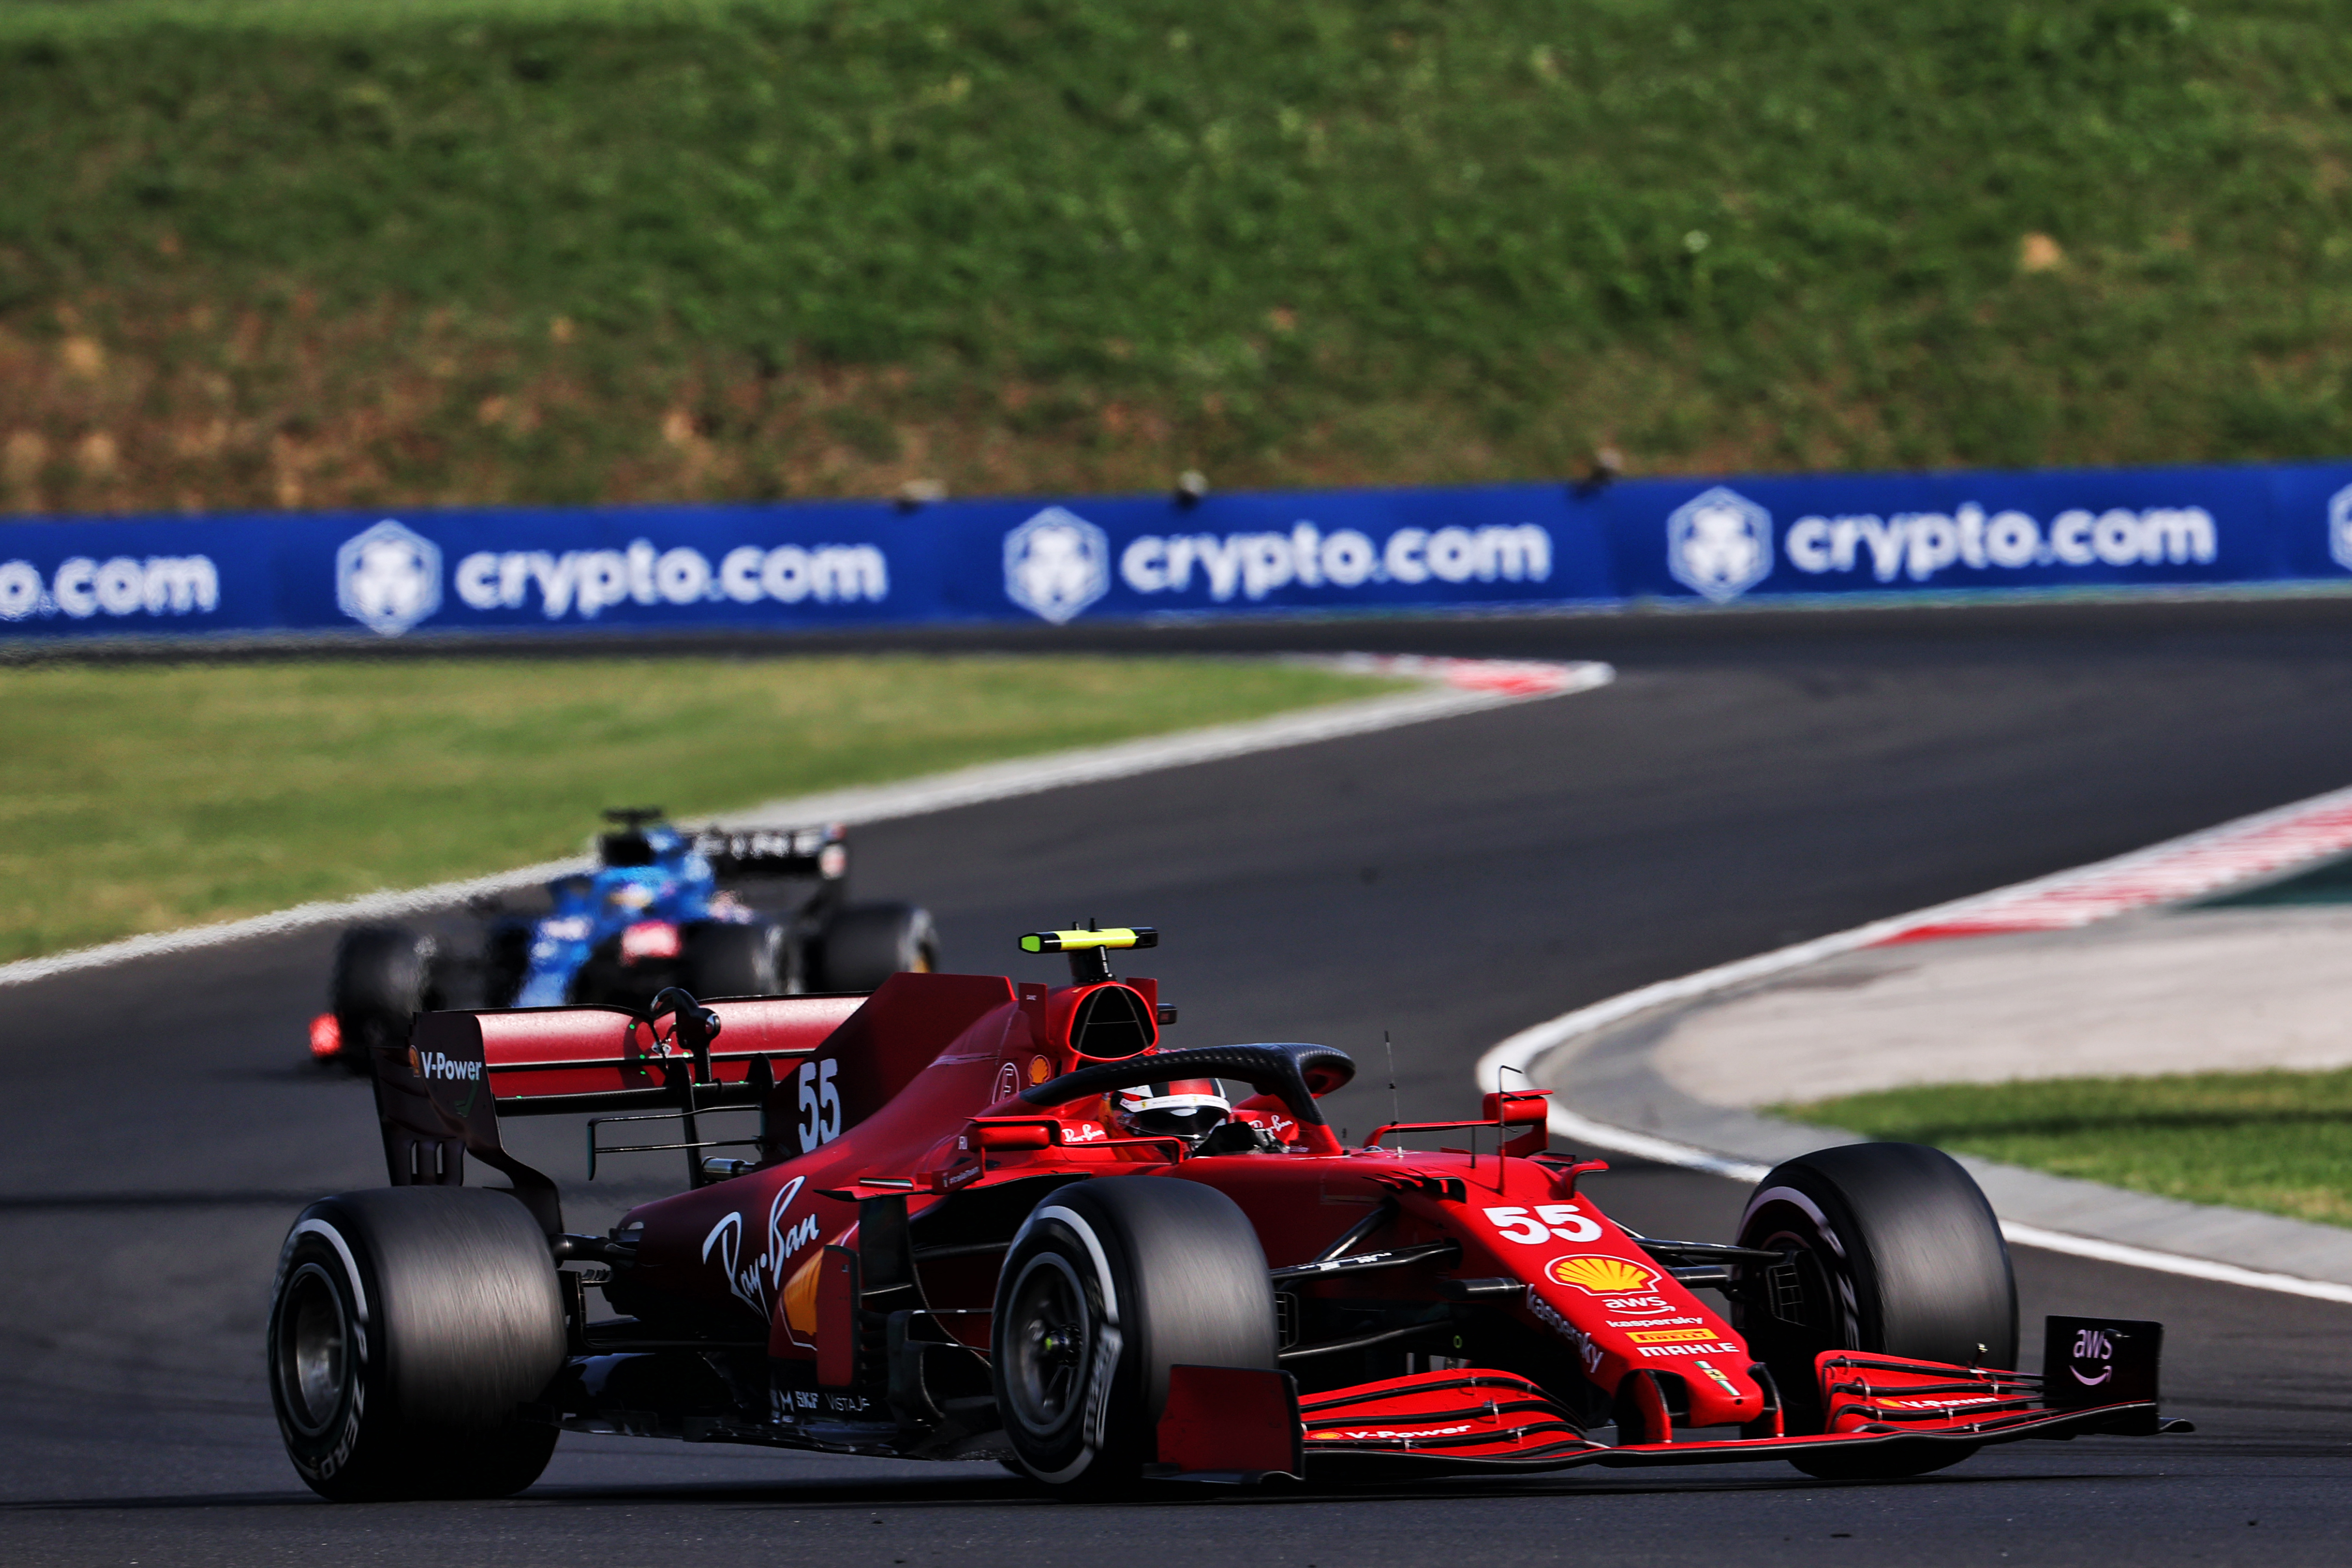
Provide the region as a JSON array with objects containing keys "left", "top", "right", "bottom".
[{"left": 1626, "top": 1327, "right": 1720, "bottom": 1345}]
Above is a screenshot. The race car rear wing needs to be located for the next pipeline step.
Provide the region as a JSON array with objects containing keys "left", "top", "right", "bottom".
[
  {"left": 692, "top": 824, "right": 846, "bottom": 882},
  {"left": 407, "top": 994, "right": 866, "bottom": 1115},
  {"left": 369, "top": 973, "right": 1018, "bottom": 1233}
]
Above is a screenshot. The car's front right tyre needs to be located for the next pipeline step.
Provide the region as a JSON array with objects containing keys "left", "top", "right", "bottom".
[
  {"left": 990, "top": 1177, "right": 1278, "bottom": 1494},
  {"left": 1734, "top": 1141, "right": 2016, "bottom": 1481},
  {"left": 267, "top": 1186, "right": 566, "bottom": 1500}
]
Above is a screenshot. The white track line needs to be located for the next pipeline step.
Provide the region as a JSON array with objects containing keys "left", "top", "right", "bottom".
[
  {"left": 0, "top": 657, "right": 1612, "bottom": 989},
  {"left": 1479, "top": 775, "right": 2352, "bottom": 1306},
  {"left": 1994, "top": 1222, "right": 2352, "bottom": 1307}
]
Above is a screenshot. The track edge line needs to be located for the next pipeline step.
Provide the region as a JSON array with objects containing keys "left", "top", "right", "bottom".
[{"left": 1476, "top": 772, "right": 2352, "bottom": 1306}]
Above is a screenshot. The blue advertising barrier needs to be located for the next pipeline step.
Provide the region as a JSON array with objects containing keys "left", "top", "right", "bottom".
[{"left": 5, "top": 460, "right": 2352, "bottom": 642}]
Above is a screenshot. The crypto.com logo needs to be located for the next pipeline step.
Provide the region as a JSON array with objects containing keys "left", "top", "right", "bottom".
[
  {"left": 336, "top": 520, "right": 442, "bottom": 636},
  {"left": 2328, "top": 483, "right": 2352, "bottom": 575},
  {"left": 1666, "top": 486, "right": 1774, "bottom": 603},
  {"left": 1003, "top": 506, "right": 1110, "bottom": 624}
]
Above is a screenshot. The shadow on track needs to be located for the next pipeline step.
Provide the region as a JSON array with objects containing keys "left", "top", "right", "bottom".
[{"left": 0, "top": 1465, "right": 2179, "bottom": 1517}]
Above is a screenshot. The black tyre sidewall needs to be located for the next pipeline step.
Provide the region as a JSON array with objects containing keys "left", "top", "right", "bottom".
[
  {"left": 994, "top": 1212, "right": 1129, "bottom": 1485},
  {"left": 267, "top": 1202, "right": 403, "bottom": 1499},
  {"left": 1734, "top": 1184, "right": 1857, "bottom": 1433}
]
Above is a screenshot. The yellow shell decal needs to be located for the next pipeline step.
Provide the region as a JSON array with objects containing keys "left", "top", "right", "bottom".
[{"left": 1545, "top": 1255, "right": 1661, "bottom": 1295}]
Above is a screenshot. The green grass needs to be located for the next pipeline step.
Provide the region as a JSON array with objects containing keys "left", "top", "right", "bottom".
[
  {"left": 4, "top": 1, "right": 2351, "bottom": 517},
  {"left": 1780, "top": 1069, "right": 2352, "bottom": 1229},
  {"left": 0, "top": 653, "right": 1398, "bottom": 959}
]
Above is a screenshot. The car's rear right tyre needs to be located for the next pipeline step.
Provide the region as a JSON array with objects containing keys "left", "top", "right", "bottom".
[
  {"left": 329, "top": 925, "right": 431, "bottom": 1073},
  {"left": 991, "top": 1176, "right": 1277, "bottom": 1494},
  {"left": 266, "top": 1186, "right": 567, "bottom": 1501},
  {"left": 1734, "top": 1142, "right": 2016, "bottom": 1481},
  {"left": 681, "top": 919, "right": 785, "bottom": 998},
  {"left": 813, "top": 902, "right": 938, "bottom": 992}
]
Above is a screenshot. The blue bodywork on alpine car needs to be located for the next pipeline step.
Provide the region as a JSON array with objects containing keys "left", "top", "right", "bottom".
[
  {"left": 512, "top": 821, "right": 746, "bottom": 1007},
  {"left": 315, "top": 811, "right": 919, "bottom": 1072}
]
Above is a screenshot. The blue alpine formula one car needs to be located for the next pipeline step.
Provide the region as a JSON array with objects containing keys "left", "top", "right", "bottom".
[{"left": 311, "top": 808, "right": 937, "bottom": 1070}]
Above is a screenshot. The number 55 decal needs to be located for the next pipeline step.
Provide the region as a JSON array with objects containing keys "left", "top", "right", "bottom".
[
  {"left": 1482, "top": 1204, "right": 1604, "bottom": 1245},
  {"left": 797, "top": 1059, "right": 842, "bottom": 1153}
]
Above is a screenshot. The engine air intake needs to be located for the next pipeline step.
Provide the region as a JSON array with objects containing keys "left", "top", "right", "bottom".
[{"left": 1066, "top": 983, "right": 1157, "bottom": 1061}]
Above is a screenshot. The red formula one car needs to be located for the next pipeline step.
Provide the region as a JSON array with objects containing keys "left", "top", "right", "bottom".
[{"left": 266, "top": 927, "right": 2185, "bottom": 1500}]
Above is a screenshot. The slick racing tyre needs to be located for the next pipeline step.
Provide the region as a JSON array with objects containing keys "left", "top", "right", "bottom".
[
  {"left": 991, "top": 1177, "right": 1277, "bottom": 1493},
  {"left": 1734, "top": 1142, "right": 2016, "bottom": 1481},
  {"left": 813, "top": 902, "right": 938, "bottom": 992},
  {"left": 266, "top": 1186, "right": 566, "bottom": 1501},
  {"left": 681, "top": 919, "right": 786, "bottom": 998},
  {"left": 329, "top": 926, "right": 432, "bottom": 1073}
]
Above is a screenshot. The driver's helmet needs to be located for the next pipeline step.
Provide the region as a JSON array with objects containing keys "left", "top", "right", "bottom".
[{"left": 1115, "top": 1078, "right": 1231, "bottom": 1144}]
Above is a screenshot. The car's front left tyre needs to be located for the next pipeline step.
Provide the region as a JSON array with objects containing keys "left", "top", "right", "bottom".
[{"left": 267, "top": 1186, "right": 566, "bottom": 1501}]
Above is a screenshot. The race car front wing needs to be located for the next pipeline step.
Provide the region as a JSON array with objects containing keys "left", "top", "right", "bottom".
[{"left": 1152, "top": 1315, "right": 2185, "bottom": 1482}]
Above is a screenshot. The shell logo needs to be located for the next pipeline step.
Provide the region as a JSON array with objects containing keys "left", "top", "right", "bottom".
[
  {"left": 1546, "top": 1256, "right": 1660, "bottom": 1295},
  {"left": 1028, "top": 1054, "right": 1054, "bottom": 1085}
]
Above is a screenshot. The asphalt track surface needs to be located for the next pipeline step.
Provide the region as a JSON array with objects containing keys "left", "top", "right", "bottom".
[{"left": 9, "top": 598, "right": 2352, "bottom": 1565}]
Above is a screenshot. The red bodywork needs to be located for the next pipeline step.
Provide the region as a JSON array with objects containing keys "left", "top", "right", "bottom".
[{"left": 377, "top": 967, "right": 2167, "bottom": 1479}]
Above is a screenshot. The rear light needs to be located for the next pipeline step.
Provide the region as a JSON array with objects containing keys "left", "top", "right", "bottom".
[
  {"left": 309, "top": 1012, "right": 342, "bottom": 1060},
  {"left": 619, "top": 921, "right": 682, "bottom": 963}
]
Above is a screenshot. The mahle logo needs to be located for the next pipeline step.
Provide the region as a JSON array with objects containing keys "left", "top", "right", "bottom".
[
  {"left": 1666, "top": 486, "right": 1773, "bottom": 603},
  {"left": 1003, "top": 506, "right": 1110, "bottom": 624},
  {"left": 336, "top": 520, "right": 442, "bottom": 636}
]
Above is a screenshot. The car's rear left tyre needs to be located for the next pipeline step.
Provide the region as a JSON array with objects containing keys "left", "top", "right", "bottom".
[
  {"left": 991, "top": 1176, "right": 1278, "bottom": 1494},
  {"left": 813, "top": 902, "right": 938, "bottom": 992},
  {"left": 266, "top": 1186, "right": 566, "bottom": 1501},
  {"left": 329, "top": 925, "right": 431, "bottom": 1073},
  {"left": 1734, "top": 1141, "right": 2015, "bottom": 1481},
  {"left": 681, "top": 919, "right": 786, "bottom": 998}
]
